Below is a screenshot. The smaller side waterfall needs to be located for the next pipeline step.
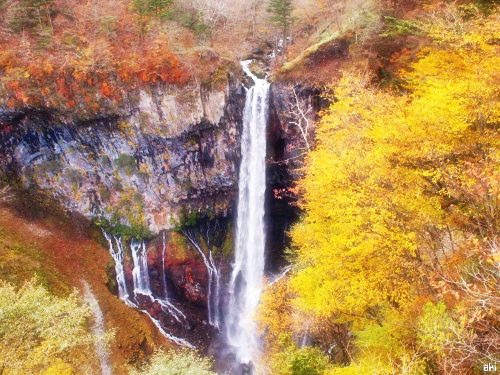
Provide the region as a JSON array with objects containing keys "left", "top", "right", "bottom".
[
  {"left": 208, "top": 251, "right": 221, "bottom": 329},
  {"left": 161, "top": 232, "right": 169, "bottom": 299},
  {"left": 184, "top": 231, "right": 221, "bottom": 330},
  {"left": 130, "top": 239, "right": 151, "bottom": 296},
  {"left": 102, "top": 230, "right": 193, "bottom": 348},
  {"left": 102, "top": 231, "right": 129, "bottom": 300}
]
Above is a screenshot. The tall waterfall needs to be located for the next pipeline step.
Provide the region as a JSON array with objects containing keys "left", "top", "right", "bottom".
[{"left": 226, "top": 60, "right": 270, "bottom": 365}]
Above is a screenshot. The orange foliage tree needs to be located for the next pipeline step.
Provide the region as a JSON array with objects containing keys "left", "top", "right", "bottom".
[{"left": 0, "top": 0, "right": 190, "bottom": 115}]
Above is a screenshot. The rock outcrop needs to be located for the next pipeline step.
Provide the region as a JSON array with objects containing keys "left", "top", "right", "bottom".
[{"left": 0, "top": 75, "right": 246, "bottom": 233}]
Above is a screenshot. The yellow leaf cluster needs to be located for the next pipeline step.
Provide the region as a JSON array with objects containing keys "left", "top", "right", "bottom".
[{"left": 289, "top": 8, "right": 499, "bottom": 323}]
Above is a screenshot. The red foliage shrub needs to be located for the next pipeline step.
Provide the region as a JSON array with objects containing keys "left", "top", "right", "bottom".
[{"left": 0, "top": 0, "right": 191, "bottom": 114}]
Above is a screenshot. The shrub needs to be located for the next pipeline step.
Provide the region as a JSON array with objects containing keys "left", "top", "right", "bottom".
[
  {"left": 0, "top": 279, "right": 92, "bottom": 373},
  {"left": 129, "top": 350, "right": 215, "bottom": 375}
]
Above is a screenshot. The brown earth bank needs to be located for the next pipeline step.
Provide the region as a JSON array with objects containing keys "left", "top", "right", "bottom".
[{"left": 0, "top": 202, "right": 170, "bottom": 374}]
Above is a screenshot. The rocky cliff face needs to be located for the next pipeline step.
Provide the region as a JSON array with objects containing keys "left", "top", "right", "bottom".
[
  {"left": 0, "top": 73, "right": 247, "bottom": 350},
  {"left": 0, "top": 72, "right": 321, "bottom": 350},
  {"left": 0, "top": 74, "right": 245, "bottom": 234},
  {"left": 265, "top": 83, "right": 323, "bottom": 270}
]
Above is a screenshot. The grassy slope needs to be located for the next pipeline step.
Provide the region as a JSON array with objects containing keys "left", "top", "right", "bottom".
[{"left": 0, "top": 204, "right": 169, "bottom": 374}]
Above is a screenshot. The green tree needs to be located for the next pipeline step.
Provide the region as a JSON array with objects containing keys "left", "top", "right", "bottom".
[
  {"left": 267, "top": 0, "right": 294, "bottom": 52},
  {"left": 8, "top": 0, "right": 54, "bottom": 34},
  {"left": 132, "top": 0, "right": 173, "bottom": 18},
  {"left": 132, "top": 0, "right": 173, "bottom": 39},
  {"left": 0, "top": 279, "right": 93, "bottom": 373}
]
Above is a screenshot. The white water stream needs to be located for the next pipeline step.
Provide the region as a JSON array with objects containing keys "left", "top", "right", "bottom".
[
  {"left": 102, "top": 231, "right": 129, "bottom": 301},
  {"left": 130, "top": 239, "right": 152, "bottom": 296},
  {"left": 161, "top": 232, "right": 169, "bottom": 299},
  {"left": 226, "top": 60, "right": 270, "bottom": 365},
  {"left": 184, "top": 231, "right": 221, "bottom": 330},
  {"left": 102, "top": 230, "right": 193, "bottom": 347}
]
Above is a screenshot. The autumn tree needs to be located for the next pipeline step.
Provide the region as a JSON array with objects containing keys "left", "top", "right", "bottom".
[
  {"left": 265, "top": 4, "right": 500, "bottom": 373},
  {"left": 0, "top": 279, "right": 94, "bottom": 373}
]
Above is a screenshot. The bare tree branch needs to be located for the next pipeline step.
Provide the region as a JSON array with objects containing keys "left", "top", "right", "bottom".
[
  {"left": 0, "top": 186, "right": 12, "bottom": 203},
  {"left": 285, "top": 87, "right": 313, "bottom": 152}
]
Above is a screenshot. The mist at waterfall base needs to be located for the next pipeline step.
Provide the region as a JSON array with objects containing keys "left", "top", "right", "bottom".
[{"left": 102, "top": 60, "right": 270, "bottom": 374}]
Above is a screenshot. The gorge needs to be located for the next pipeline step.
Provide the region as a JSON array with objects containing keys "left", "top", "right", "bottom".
[{"left": 1, "top": 1, "right": 497, "bottom": 374}]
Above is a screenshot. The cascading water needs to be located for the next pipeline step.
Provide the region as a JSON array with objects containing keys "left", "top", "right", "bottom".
[
  {"left": 184, "top": 231, "right": 221, "bottom": 329},
  {"left": 102, "top": 231, "right": 129, "bottom": 301},
  {"left": 226, "top": 60, "right": 270, "bottom": 366},
  {"left": 208, "top": 251, "right": 221, "bottom": 329},
  {"left": 130, "top": 239, "right": 151, "bottom": 296},
  {"left": 102, "top": 230, "right": 193, "bottom": 347},
  {"left": 161, "top": 232, "right": 168, "bottom": 299}
]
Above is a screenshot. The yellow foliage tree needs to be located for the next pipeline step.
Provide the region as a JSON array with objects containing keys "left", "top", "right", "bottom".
[
  {"left": 286, "top": 5, "right": 499, "bottom": 373},
  {"left": 0, "top": 279, "right": 94, "bottom": 374}
]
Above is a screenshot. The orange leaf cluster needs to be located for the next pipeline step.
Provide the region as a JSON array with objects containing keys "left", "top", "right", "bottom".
[{"left": 0, "top": 0, "right": 191, "bottom": 114}]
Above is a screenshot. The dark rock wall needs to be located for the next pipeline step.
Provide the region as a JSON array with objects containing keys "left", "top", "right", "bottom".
[
  {"left": 265, "top": 83, "right": 324, "bottom": 271},
  {"left": 0, "top": 76, "right": 246, "bottom": 233}
]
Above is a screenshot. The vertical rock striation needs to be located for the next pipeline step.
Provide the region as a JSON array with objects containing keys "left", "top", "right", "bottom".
[{"left": 0, "top": 76, "right": 246, "bottom": 233}]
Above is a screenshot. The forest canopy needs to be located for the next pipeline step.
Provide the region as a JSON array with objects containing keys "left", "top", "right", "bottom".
[{"left": 260, "top": 4, "right": 499, "bottom": 374}]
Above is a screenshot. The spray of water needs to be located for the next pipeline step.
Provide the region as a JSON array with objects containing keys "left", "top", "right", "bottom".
[{"left": 226, "top": 60, "right": 269, "bottom": 365}]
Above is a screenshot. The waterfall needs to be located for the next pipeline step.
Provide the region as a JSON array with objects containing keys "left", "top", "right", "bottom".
[
  {"left": 184, "top": 231, "right": 221, "bottom": 330},
  {"left": 161, "top": 232, "right": 168, "bottom": 299},
  {"left": 129, "top": 238, "right": 189, "bottom": 325},
  {"left": 226, "top": 60, "right": 269, "bottom": 365},
  {"left": 102, "top": 230, "right": 192, "bottom": 347},
  {"left": 102, "top": 231, "right": 129, "bottom": 301},
  {"left": 130, "top": 239, "right": 151, "bottom": 296},
  {"left": 209, "top": 250, "right": 221, "bottom": 329}
]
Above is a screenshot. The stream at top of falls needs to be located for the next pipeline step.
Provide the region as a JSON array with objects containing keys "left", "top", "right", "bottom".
[{"left": 225, "top": 60, "right": 270, "bottom": 369}]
